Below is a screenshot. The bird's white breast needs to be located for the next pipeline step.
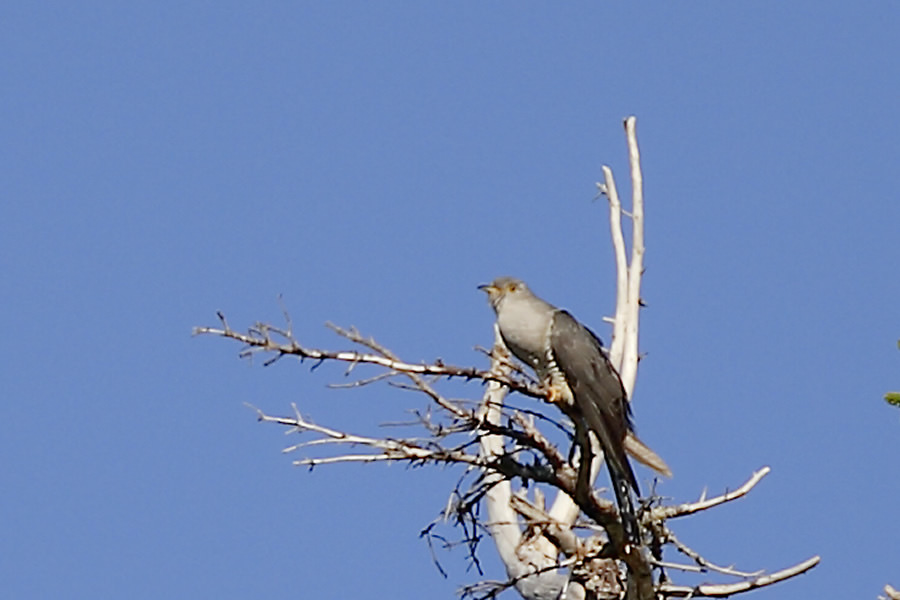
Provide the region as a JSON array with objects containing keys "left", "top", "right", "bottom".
[{"left": 496, "top": 294, "right": 555, "bottom": 375}]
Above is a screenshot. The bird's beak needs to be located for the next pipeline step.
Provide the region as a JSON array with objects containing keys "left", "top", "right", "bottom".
[{"left": 479, "top": 283, "right": 501, "bottom": 311}]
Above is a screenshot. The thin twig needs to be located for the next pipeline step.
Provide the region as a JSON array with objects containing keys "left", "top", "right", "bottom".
[
  {"left": 663, "top": 529, "right": 764, "bottom": 578},
  {"left": 657, "top": 555, "right": 820, "bottom": 598},
  {"left": 652, "top": 467, "right": 770, "bottom": 519},
  {"left": 194, "top": 317, "right": 544, "bottom": 401}
]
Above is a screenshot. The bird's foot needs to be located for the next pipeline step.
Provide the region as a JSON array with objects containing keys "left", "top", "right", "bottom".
[{"left": 544, "top": 384, "right": 562, "bottom": 404}]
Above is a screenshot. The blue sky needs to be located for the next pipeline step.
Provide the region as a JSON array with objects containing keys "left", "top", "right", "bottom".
[{"left": 2, "top": 3, "right": 898, "bottom": 598}]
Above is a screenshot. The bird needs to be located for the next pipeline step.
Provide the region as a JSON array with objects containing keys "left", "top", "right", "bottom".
[{"left": 479, "top": 276, "right": 670, "bottom": 542}]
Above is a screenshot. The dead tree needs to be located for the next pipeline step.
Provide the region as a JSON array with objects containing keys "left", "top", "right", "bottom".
[{"left": 195, "top": 117, "right": 819, "bottom": 600}]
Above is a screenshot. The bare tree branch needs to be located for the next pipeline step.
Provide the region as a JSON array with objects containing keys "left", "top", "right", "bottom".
[
  {"left": 652, "top": 467, "right": 771, "bottom": 520},
  {"left": 882, "top": 584, "right": 900, "bottom": 600},
  {"left": 193, "top": 314, "right": 545, "bottom": 406},
  {"left": 602, "top": 162, "right": 628, "bottom": 374},
  {"left": 620, "top": 115, "right": 645, "bottom": 396},
  {"left": 476, "top": 329, "right": 573, "bottom": 600},
  {"left": 657, "top": 555, "right": 820, "bottom": 598},
  {"left": 659, "top": 530, "right": 764, "bottom": 578}
]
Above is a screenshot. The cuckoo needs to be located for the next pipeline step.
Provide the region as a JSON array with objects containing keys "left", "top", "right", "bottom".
[{"left": 479, "top": 277, "right": 670, "bottom": 542}]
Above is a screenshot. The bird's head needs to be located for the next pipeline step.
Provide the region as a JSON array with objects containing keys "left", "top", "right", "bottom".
[{"left": 478, "top": 277, "right": 529, "bottom": 312}]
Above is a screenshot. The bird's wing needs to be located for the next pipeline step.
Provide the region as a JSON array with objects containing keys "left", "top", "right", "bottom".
[{"left": 549, "top": 309, "right": 639, "bottom": 493}]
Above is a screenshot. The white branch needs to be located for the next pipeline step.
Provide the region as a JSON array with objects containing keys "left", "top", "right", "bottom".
[
  {"left": 480, "top": 327, "right": 571, "bottom": 600},
  {"left": 658, "top": 555, "right": 820, "bottom": 598},
  {"left": 604, "top": 162, "right": 629, "bottom": 373},
  {"left": 652, "top": 467, "right": 771, "bottom": 520},
  {"left": 620, "top": 115, "right": 644, "bottom": 394}
]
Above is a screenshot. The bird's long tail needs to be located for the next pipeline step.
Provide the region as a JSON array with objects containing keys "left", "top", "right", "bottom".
[
  {"left": 624, "top": 432, "right": 672, "bottom": 478},
  {"left": 609, "top": 462, "right": 641, "bottom": 546}
]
